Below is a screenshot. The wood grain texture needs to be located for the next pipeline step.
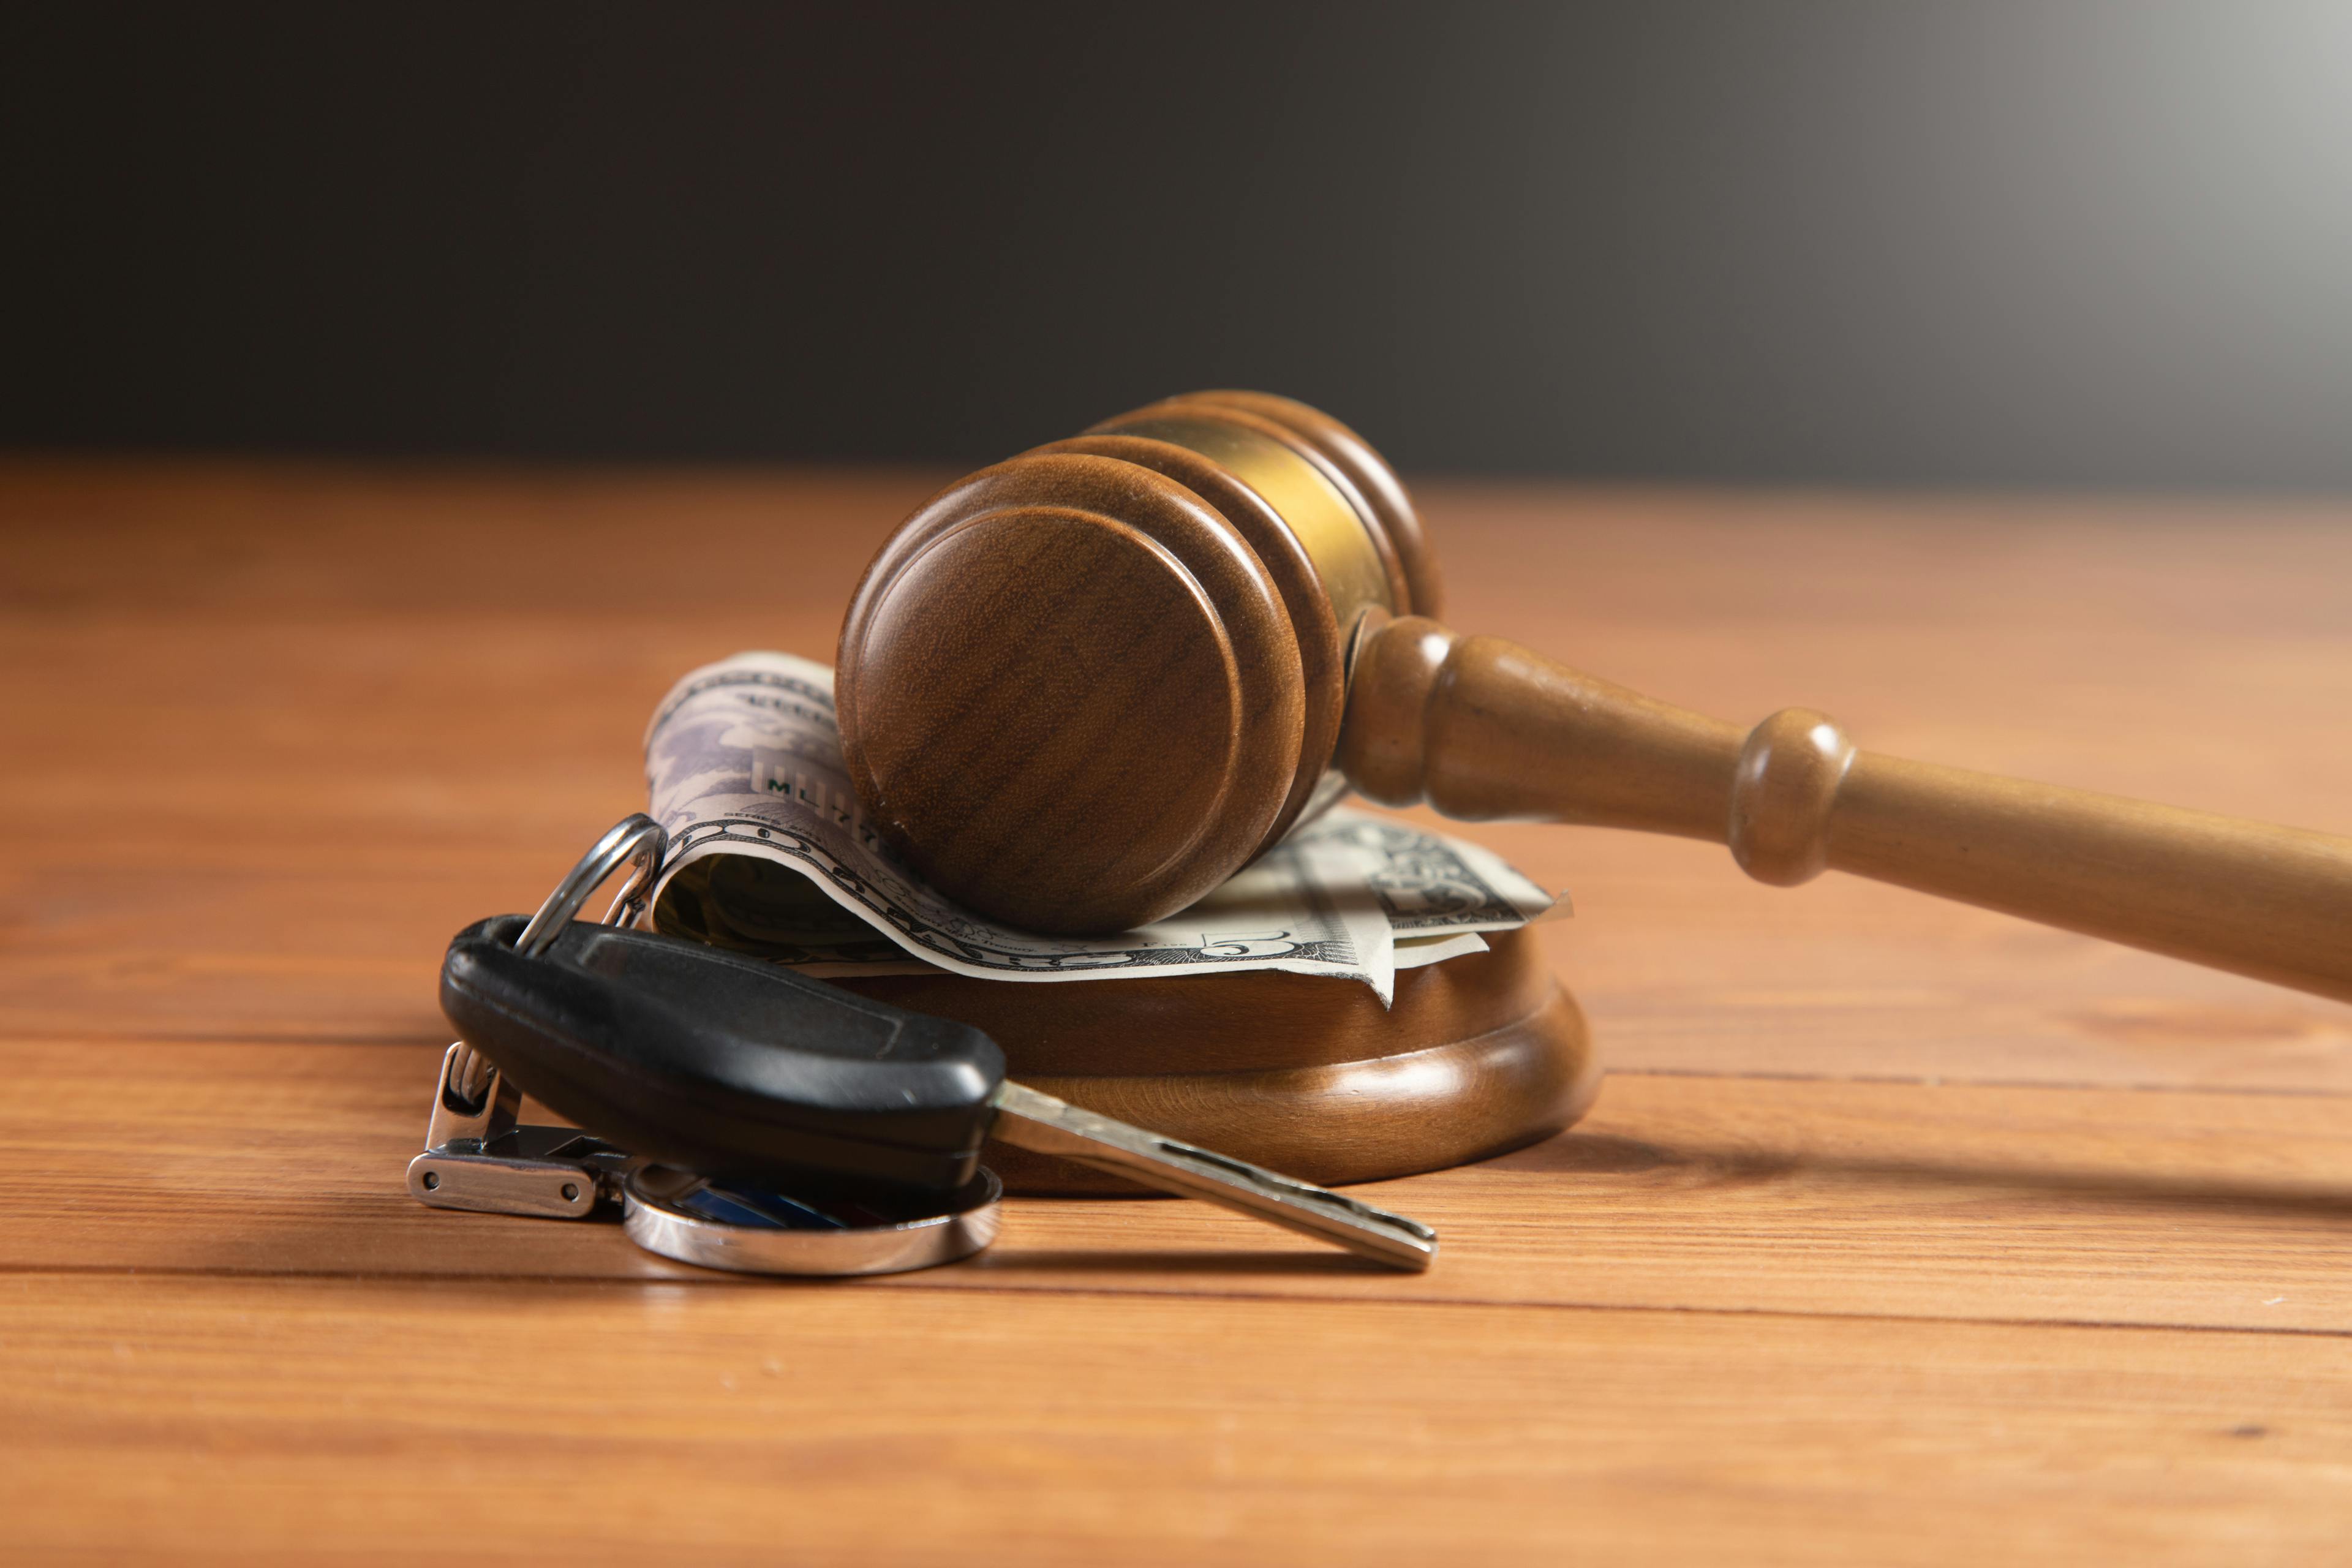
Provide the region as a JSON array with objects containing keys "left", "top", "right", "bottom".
[
  {"left": 836, "top": 452, "right": 1305, "bottom": 932},
  {"left": 1031, "top": 432, "right": 1348, "bottom": 846},
  {"left": 7, "top": 1272, "right": 2347, "bottom": 1568},
  {"left": 9, "top": 1036, "right": 2352, "bottom": 1335},
  {"left": 837, "top": 391, "right": 1440, "bottom": 933},
  {"left": 8, "top": 458, "right": 2352, "bottom": 1562}
]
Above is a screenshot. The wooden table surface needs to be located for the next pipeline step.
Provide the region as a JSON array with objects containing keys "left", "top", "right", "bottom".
[{"left": 7, "top": 461, "right": 2352, "bottom": 1564}]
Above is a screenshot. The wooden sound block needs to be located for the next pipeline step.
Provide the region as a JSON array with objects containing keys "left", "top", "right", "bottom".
[{"left": 833, "top": 928, "right": 1598, "bottom": 1196}]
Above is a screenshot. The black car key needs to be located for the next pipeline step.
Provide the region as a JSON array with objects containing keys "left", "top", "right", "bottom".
[{"left": 439, "top": 915, "right": 1436, "bottom": 1270}]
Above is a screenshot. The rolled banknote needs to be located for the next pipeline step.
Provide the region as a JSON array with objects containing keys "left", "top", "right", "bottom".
[{"left": 642, "top": 651, "right": 1561, "bottom": 1004}]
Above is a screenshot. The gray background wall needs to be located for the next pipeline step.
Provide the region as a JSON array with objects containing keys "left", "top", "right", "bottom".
[{"left": 9, "top": 1, "right": 2352, "bottom": 488}]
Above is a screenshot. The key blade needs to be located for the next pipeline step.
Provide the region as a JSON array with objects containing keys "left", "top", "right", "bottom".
[{"left": 988, "top": 1082, "right": 1437, "bottom": 1272}]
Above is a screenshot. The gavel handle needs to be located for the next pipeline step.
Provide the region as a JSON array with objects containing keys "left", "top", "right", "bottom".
[{"left": 1343, "top": 615, "right": 2352, "bottom": 1003}]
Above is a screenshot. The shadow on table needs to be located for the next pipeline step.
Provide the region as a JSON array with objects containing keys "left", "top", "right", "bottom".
[
  {"left": 1491, "top": 1130, "right": 2352, "bottom": 1221},
  {"left": 970, "top": 1248, "right": 1395, "bottom": 1277}
]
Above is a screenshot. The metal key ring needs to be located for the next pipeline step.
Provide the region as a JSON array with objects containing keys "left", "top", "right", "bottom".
[
  {"left": 513, "top": 812, "right": 669, "bottom": 957},
  {"left": 622, "top": 1166, "right": 1003, "bottom": 1276},
  {"left": 450, "top": 813, "right": 669, "bottom": 1106}
]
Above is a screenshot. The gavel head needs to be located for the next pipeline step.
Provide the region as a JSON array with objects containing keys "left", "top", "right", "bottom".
[{"left": 836, "top": 391, "right": 1442, "bottom": 934}]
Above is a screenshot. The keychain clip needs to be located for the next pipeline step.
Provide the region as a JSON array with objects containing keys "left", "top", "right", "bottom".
[{"left": 405, "top": 814, "right": 665, "bottom": 1219}]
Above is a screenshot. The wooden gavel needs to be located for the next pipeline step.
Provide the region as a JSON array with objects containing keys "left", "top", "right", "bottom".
[{"left": 835, "top": 390, "right": 2352, "bottom": 1003}]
